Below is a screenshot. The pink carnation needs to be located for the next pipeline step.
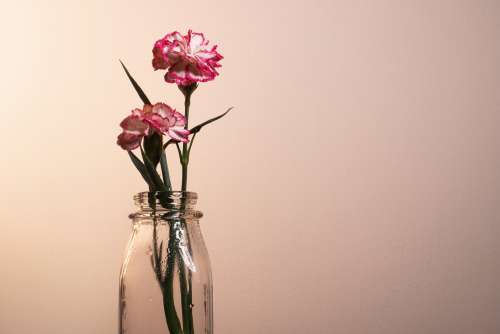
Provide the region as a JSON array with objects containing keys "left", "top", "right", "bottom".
[
  {"left": 117, "top": 103, "right": 190, "bottom": 150},
  {"left": 144, "top": 103, "right": 190, "bottom": 143},
  {"left": 152, "top": 30, "right": 223, "bottom": 86}
]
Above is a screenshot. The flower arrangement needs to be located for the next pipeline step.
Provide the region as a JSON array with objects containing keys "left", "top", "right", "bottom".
[
  {"left": 117, "top": 30, "right": 231, "bottom": 334},
  {"left": 117, "top": 30, "right": 231, "bottom": 194}
]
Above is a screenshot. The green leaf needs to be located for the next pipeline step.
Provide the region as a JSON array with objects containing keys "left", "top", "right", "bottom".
[
  {"left": 162, "top": 138, "right": 175, "bottom": 150},
  {"left": 158, "top": 241, "right": 164, "bottom": 267},
  {"left": 175, "top": 142, "right": 183, "bottom": 162},
  {"left": 128, "top": 151, "right": 154, "bottom": 189},
  {"left": 141, "top": 147, "right": 168, "bottom": 192},
  {"left": 190, "top": 107, "right": 233, "bottom": 134},
  {"left": 119, "top": 60, "right": 152, "bottom": 105},
  {"left": 147, "top": 191, "right": 157, "bottom": 209},
  {"left": 187, "top": 133, "right": 197, "bottom": 156},
  {"left": 160, "top": 150, "right": 172, "bottom": 190},
  {"left": 143, "top": 132, "right": 163, "bottom": 167}
]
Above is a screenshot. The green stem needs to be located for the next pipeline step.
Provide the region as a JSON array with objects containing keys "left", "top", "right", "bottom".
[
  {"left": 181, "top": 91, "right": 191, "bottom": 192},
  {"left": 150, "top": 203, "right": 183, "bottom": 334},
  {"left": 178, "top": 250, "right": 191, "bottom": 334},
  {"left": 179, "top": 85, "right": 196, "bottom": 334},
  {"left": 186, "top": 245, "right": 194, "bottom": 334},
  {"left": 162, "top": 290, "right": 183, "bottom": 334},
  {"left": 162, "top": 221, "right": 184, "bottom": 334},
  {"left": 152, "top": 219, "right": 162, "bottom": 282}
]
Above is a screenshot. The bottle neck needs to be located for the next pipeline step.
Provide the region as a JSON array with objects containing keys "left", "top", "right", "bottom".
[{"left": 130, "top": 191, "right": 203, "bottom": 221}]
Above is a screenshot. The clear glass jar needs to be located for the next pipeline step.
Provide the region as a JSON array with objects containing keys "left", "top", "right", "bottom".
[{"left": 119, "top": 191, "right": 213, "bottom": 334}]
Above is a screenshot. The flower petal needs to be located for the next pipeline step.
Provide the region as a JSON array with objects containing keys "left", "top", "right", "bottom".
[
  {"left": 152, "top": 102, "right": 175, "bottom": 118},
  {"left": 120, "top": 113, "right": 149, "bottom": 135},
  {"left": 143, "top": 113, "right": 168, "bottom": 133},
  {"left": 117, "top": 132, "right": 143, "bottom": 150},
  {"left": 168, "top": 127, "right": 190, "bottom": 143}
]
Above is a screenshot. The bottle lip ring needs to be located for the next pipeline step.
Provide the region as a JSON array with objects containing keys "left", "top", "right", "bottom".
[
  {"left": 134, "top": 191, "right": 198, "bottom": 201},
  {"left": 131, "top": 191, "right": 202, "bottom": 221}
]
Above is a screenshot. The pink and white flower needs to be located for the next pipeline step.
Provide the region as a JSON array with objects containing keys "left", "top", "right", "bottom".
[
  {"left": 145, "top": 103, "right": 190, "bottom": 143},
  {"left": 117, "top": 103, "right": 190, "bottom": 150},
  {"left": 117, "top": 109, "right": 149, "bottom": 150},
  {"left": 152, "top": 30, "right": 223, "bottom": 86}
]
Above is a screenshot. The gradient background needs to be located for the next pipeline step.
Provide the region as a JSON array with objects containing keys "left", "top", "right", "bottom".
[{"left": 1, "top": 1, "right": 499, "bottom": 333}]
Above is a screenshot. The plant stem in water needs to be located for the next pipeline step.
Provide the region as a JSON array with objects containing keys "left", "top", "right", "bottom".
[{"left": 162, "top": 221, "right": 184, "bottom": 334}]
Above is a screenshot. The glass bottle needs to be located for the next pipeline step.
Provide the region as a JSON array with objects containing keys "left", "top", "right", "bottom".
[{"left": 119, "top": 191, "right": 212, "bottom": 334}]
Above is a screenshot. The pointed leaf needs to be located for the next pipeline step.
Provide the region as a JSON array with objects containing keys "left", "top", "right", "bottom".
[
  {"left": 141, "top": 147, "right": 168, "bottom": 191},
  {"left": 158, "top": 241, "right": 164, "bottom": 263},
  {"left": 162, "top": 138, "right": 175, "bottom": 150},
  {"left": 128, "top": 151, "right": 154, "bottom": 188},
  {"left": 143, "top": 132, "right": 163, "bottom": 167},
  {"left": 187, "top": 133, "right": 197, "bottom": 156},
  {"left": 160, "top": 151, "right": 172, "bottom": 190},
  {"left": 190, "top": 107, "right": 233, "bottom": 135},
  {"left": 119, "top": 60, "right": 151, "bottom": 105}
]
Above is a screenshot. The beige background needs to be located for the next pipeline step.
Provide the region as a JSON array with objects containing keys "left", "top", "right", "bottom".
[{"left": 1, "top": 0, "right": 499, "bottom": 333}]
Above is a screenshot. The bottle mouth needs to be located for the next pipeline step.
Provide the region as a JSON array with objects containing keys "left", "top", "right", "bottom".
[
  {"left": 134, "top": 191, "right": 198, "bottom": 204},
  {"left": 131, "top": 191, "right": 202, "bottom": 220}
]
